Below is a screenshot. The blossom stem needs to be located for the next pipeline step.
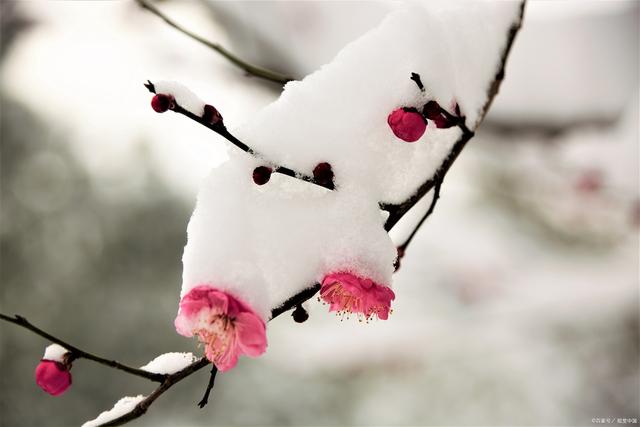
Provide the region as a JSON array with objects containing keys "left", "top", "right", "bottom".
[
  {"left": 0, "top": 313, "right": 166, "bottom": 382},
  {"left": 134, "top": 0, "right": 294, "bottom": 86}
]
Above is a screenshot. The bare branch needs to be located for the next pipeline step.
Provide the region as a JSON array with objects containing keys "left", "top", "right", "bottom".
[
  {"left": 0, "top": 313, "right": 166, "bottom": 382},
  {"left": 135, "top": 0, "right": 294, "bottom": 85}
]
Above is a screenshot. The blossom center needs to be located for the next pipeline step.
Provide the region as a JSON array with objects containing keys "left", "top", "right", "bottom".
[{"left": 194, "top": 313, "right": 236, "bottom": 364}]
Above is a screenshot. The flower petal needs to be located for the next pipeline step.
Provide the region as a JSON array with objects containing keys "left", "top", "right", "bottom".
[{"left": 235, "top": 312, "right": 267, "bottom": 357}]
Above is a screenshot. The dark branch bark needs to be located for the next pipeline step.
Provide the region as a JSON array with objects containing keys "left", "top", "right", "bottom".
[
  {"left": 135, "top": 0, "right": 294, "bottom": 86},
  {"left": 270, "top": 284, "right": 322, "bottom": 320},
  {"left": 0, "top": 313, "right": 166, "bottom": 382}
]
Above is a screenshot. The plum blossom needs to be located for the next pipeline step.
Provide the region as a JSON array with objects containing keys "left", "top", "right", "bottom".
[
  {"left": 175, "top": 285, "right": 267, "bottom": 371},
  {"left": 320, "top": 272, "right": 395, "bottom": 321},
  {"left": 35, "top": 344, "right": 72, "bottom": 396},
  {"left": 387, "top": 108, "right": 427, "bottom": 142}
]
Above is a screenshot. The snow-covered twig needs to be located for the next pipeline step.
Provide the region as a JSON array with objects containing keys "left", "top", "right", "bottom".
[
  {"left": 144, "top": 80, "right": 335, "bottom": 191},
  {"left": 135, "top": 0, "right": 293, "bottom": 85},
  {"left": 0, "top": 313, "right": 166, "bottom": 383}
]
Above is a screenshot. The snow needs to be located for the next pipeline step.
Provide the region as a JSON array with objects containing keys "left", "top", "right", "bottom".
[
  {"left": 154, "top": 80, "right": 205, "bottom": 116},
  {"left": 182, "top": 152, "right": 396, "bottom": 315},
  {"left": 81, "top": 395, "right": 145, "bottom": 427},
  {"left": 42, "top": 343, "right": 69, "bottom": 362},
  {"left": 235, "top": 1, "right": 522, "bottom": 205},
  {"left": 140, "top": 352, "right": 197, "bottom": 375},
  {"left": 181, "top": 1, "right": 522, "bottom": 315}
]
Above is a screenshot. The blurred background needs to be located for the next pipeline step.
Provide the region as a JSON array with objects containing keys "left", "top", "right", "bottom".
[{"left": 0, "top": 1, "right": 638, "bottom": 426}]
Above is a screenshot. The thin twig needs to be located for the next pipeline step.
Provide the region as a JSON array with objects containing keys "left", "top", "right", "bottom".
[
  {"left": 197, "top": 365, "right": 218, "bottom": 408},
  {"left": 135, "top": 0, "right": 294, "bottom": 85},
  {"left": 397, "top": 177, "right": 442, "bottom": 257},
  {"left": 0, "top": 313, "right": 166, "bottom": 382},
  {"left": 145, "top": 81, "right": 334, "bottom": 191}
]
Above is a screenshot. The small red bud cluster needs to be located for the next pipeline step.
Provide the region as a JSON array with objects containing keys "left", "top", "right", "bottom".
[
  {"left": 387, "top": 74, "right": 465, "bottom": 143},
  {"left": 150, "top": 94, "right": 175, "bottom": 113}
]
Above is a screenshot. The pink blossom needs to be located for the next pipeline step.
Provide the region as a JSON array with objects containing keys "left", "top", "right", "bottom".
[
  {"left": 387, "top": 108, "right": 427, "bottom": 142},
  {"left": 174, "top": 285, "right": 267, "bottom": 371},
  {"left": 320, "top": 272, "right": 395, "bottom": 321},
  {"left": 35, "top": 360, "right": 72, "bottom": 396}
]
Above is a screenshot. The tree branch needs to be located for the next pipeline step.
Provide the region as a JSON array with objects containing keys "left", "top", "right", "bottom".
[
  {"left": 0, "top": 313, "right": 166, "bottom": 382},
  {"left": 134, "top": 0, "right": 294, "bottom": 86},
  {"left": 145, "top": 81, "right": 335, "bottom": 191}
]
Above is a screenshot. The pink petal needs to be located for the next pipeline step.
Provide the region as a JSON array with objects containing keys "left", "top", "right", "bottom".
[
  {"left": 235, "top": 312, "right": 267, "bottom": 357},
  {"left": 207, "top": 345, "right": 239, "bottom": 372}
]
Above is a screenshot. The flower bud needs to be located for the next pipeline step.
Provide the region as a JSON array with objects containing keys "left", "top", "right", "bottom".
[
  {"left": 35, "top": 344, "right": 72, "bottom": 396},
  {"left": 150, "top": 94, "right": 174, "bottom": 113},
  {"left": 313, "top": 162, "right": 335, "bottom": 189},
  {"left": 387, "top": 108, "right": 426, "bottom": 142},
  {"left": 252, "top": 166, "right": 273, "bottom": 185}
]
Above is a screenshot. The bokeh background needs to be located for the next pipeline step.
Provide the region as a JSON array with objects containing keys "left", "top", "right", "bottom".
[{"left": 1, "top": 1, "right": 638, "bottom": 426}]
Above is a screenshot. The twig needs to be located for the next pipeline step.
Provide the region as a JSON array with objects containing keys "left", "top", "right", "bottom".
[
  {"left": 396, "top": 177, "right": 442, "bottom": 258},
  {"left": 197, "top": 365, "right": 218, "bottom": 409},
  {"left": 135, "top": 0, "right": 293, "bottom": 86},
  {"left": 144, "top": 81, "right": 334, "bottom": 191},
  {"left": 0, "top": 313, "right": 166, "bottom": 383}
]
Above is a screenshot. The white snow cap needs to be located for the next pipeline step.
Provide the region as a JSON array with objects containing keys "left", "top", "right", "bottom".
[
  {"left": 82, "top": 395, "right": 145, "bottom": 427},
  {"left": 42, "top": 343, "right": 69, "bottom": 363},
  {"left": 181, "top": 1, "right": 522, "bottom": 315},
  {"left": 140, "top": 352, "right": 197, "bottom": 375}
]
